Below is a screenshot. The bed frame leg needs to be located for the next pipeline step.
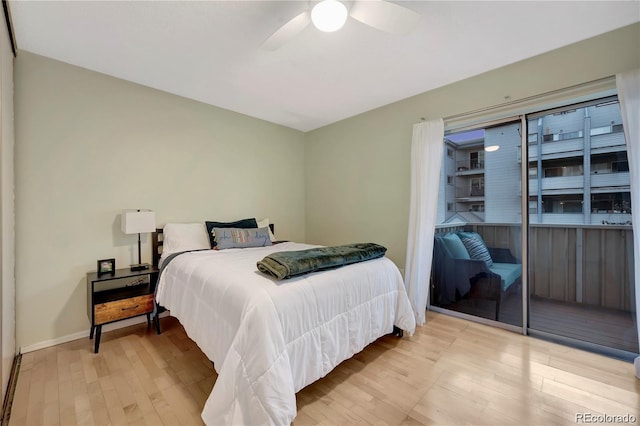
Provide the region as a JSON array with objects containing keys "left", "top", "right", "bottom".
[
  {"left": 392, "top": 326, "right": 404, "bottom": 338},
  {"left": 154, "top": 314, "right": 162, "bottom": 335}
]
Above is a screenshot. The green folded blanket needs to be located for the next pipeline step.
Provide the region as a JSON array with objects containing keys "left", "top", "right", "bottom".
[{"left": 257, "top": 243, "right": 387, "bottom": 280}]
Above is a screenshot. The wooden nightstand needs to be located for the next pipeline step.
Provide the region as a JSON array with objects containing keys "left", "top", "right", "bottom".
[{"left": 86, "top": 266, "right": 159, "bottom": 353}]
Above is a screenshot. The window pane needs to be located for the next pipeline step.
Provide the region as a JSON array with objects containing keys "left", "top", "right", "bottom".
[
  {"left": 528, "top": 99, "right": 637, "bottom": 355},
  {"left": 435, "top": 124, "right": 522, "bottom": 327}
]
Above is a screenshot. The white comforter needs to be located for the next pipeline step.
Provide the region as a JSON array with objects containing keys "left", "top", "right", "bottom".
[{"left": 155, "top": 242, "right": 416, "bottom": 425}]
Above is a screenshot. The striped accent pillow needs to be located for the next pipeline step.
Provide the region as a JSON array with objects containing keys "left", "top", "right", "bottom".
[
  {"left": 212, "top": 227, "right": 272, "bottom": 250},
  {"left": 458, "top": 233, "right": 493, "bottom": 267}
]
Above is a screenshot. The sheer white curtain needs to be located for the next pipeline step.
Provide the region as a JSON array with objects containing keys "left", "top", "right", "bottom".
[
  {"left": 616, "top": 68, "right": 640, "bottom": 377},
  {"left": 404, "top": 119, "right": 444, "bottom": 325}
]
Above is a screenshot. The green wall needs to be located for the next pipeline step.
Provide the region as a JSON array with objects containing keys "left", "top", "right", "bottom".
[{"left": 14, "top": 52, "right": 306, "bottom": 349}]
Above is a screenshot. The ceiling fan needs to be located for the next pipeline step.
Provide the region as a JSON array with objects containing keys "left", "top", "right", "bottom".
[{"left": 261, "top": 0, "right": 421, "bottom": 51}]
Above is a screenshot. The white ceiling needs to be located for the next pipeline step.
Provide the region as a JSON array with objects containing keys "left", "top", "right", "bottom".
[{"left": 8, "top": 1, "right": 640, "bottom": 132}]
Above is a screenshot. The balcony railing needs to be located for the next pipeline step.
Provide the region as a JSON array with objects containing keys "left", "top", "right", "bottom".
[
  {"left": 516, "top": 131, "right": 625, "bottom": 163},
  {"left": 435, "top": 222, "right": 634, "bottom": 312},
  {"left": 456, "top": 160, "right": 484, "bottom": 174},
  {"left": 523, "top": 173, "right": 629, "bottom": 197},
  {"left": 456, "top": 188, "right": 485, "bottom": 198},
  {"left": 591, "top": 132, "right": 626, "bottom": 153},
  {"left": 591, "top": 171, "right": 630, "bottom": 188},
  {"left": 529, "top": 175, "right": 584, "bottom": 193}
]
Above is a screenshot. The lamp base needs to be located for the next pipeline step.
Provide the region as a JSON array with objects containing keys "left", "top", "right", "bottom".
[{"left": 130, "top": 263, "right": 150, "bottom": 272}]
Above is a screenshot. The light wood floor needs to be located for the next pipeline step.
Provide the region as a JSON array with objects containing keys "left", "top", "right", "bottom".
[{"left": 7, "top": 312, "right": 640, "bottom": 425}]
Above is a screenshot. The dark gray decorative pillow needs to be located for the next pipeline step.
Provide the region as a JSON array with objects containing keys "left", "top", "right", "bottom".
[
  {"left": 205, "top": 218, "right": 258, "bottom": 247},
  {"left": 457, "top": 231, "right": 493, "bottom": 267},
  {"left": 213, "top": 227, "right": 272, "bottom": 250}
]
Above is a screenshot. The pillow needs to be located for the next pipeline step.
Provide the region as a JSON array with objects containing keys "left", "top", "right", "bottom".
[
  {"left": 213, "top": 227, "right": 272, "bottom": 250},
  {"left": 457, "top": 231, "right": 493, "bottom": 267},
  {"left": 205, "top": 218, "right": 258, "bottom": 247},
  {"left": 161, "top": 223, "right": 211, "bottom": 258},
  {"left": 257, "top": 218, "right": 276, "bottom": 242},
  {"left": 441, "top": 233, "right": 470, "bottom": 260}
]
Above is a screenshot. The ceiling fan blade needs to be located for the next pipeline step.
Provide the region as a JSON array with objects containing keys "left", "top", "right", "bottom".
[
  {"left": 349, "top": 0, "right": 420, "bottom": 35},
  {"left": 261, "top": 10, "right": 311, "bottom": 51}
]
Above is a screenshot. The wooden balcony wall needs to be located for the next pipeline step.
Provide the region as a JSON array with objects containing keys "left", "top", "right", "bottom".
[{"left": 435, "top": 223, "right": 634, "bottom": 312}]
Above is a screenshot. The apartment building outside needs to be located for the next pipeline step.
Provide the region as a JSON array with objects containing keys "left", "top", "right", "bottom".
[{"left": 438, "top": 98, "right": 631, "bottom": 226}]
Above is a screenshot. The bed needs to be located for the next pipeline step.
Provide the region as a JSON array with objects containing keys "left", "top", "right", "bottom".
[{"left": 152, "top": 221, "right": 416, "bottom": 425}]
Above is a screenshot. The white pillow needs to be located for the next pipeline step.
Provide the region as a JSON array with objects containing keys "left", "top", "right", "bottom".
[
  {"left": 257, "top": 218, "right": 276, "bottom": 242},
  {"left": 161, "top": 223, "right": 211, "bottom": 258}
]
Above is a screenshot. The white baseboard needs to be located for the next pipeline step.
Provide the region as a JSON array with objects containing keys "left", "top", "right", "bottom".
[{"left": 19, "top": 311, "right": 171, "bottom": 354}]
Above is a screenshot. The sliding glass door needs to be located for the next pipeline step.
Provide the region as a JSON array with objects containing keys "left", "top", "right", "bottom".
[
  {"left": 526, "top": 97, "right": 637, "bottom": 356},
  {"left": 430, "top": 94, "right": 637, "bottom": 358},
  {"left": 431, "top": 119, "right": 524, "bottom": 329}
]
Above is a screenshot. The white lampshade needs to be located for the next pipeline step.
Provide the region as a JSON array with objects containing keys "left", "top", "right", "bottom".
[
  {"left": 311, "top": 0, "right": 348, "bottom": 32},
  {"left": 121, "top": 210, "right": 156, "bottom": 235}
]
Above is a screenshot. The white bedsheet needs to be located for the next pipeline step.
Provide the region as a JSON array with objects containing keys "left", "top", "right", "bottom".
[{"left": 155, "top": 242, "right": 416, "bottom": 425}]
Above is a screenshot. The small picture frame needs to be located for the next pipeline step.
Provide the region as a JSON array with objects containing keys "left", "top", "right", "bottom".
[{"left": 97, "top": 258, "right": 116, "bottom": 276}]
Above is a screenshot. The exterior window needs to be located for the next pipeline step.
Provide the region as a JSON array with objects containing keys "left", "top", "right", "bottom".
[
  {"left": 542, "top": 130, "right": 583, "bottom": 142},
  {"left": 447, "top": 175, "right": 454, "bottom": 185},
  {"left": 470, "top": 177, "right": 484, "bottom": 196},
  {"left": 591, "top": 162, "right": 610, "bottom": 174},
  {"left": 447, "top": 148, "right": 454, "bottom": 158},
  {"left": 592, "top": 193, "right": 631, "bottom": 214},
  {"left": 612, "top": 161, "right": 629, "bottom": 172},
  {"left": 542, "top": 195, "right": 583, "bottom": 213},
  {"left": 469, "top": 204, "right": 484, "bottom": 212},
  {"left": 544, "top": 164, "right": 583, "bottom": 177},
  {"left": 591, "top": 123, "right": 624, "bottom": 136},
  {"left": 470, "top": 151, "right": 484, "bottom": 169},
  {"left": 544, "top": 167, "right": 561, "bottom": 177},
  {"left": 592, "top": 152, "right": 628, "bottom": 174},
  {"left": 447, "top": 203, "right": 453, "bottom": 212}
]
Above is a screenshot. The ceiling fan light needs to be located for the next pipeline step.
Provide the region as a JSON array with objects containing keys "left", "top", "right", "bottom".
[{"left": 311, "top": 0, "right": 348, "bottom": 32}]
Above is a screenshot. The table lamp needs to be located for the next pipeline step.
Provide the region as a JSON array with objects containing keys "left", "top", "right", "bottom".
[{"left": 121, "top": 209, "right": 156, "bottom": 271}]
